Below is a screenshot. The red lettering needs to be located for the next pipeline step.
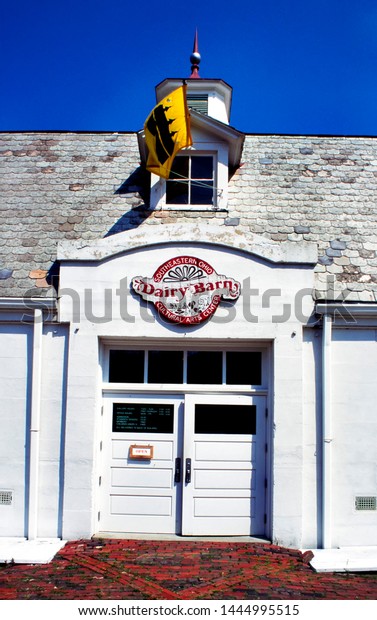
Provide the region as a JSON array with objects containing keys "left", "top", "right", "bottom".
[
  {"left": 141, "top": 282, "right": 154, "bottom": 295},
  {"left": 194, "top": 283, "right": 205, "bottom": 293},
  {"left": 198, "top": 260, "right": 213, "bottom": 275}
]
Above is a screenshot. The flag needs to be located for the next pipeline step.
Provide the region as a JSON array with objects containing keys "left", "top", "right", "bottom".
[{"left": 144, "top": 85, "right": 192, "bottom": 179}]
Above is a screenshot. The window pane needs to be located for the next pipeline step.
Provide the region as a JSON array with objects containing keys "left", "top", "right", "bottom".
[
  {"left": 226, "top": 351, "right": 262, "bottom": 385},
  {"left": 166, "top": 180, "right": 189, "bottom": 204},
  {"left": 109, "top": 350, "right": 144, "bottom": 383},
  {"left": 191, "top": 156, "right": 213, "bottom": 179},
  {"left": 169, "top": 156, "right": 189, "bottom": 180},
  {"left": 195, "top": 404, "right": 256, "bottom": 434},
  {"left": 187, "top": 351, "right": 222, "bottom": 384},
  {"left": 148, "top": 350, "right": 184, "bottom": 383},
  {"left": 191, "top": 182, "right": 213, "bottom": 205}
]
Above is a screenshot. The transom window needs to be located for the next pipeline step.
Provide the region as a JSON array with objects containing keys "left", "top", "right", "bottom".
[
  {"left": 166, "top": 155, "right": 215, "bottom": 206},
  {"left": 108, "top": 349, "right": 262, "bottom": 386}
]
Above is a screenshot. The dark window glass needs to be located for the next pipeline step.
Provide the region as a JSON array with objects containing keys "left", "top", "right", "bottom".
[
  {"left": 226, "top": 351, "right": 262, "bottom": 385},
  {"left": 169, "top": 156, "right": 189, "bottom": 179},
  {"left": 166, "top": 157, "right": 189, "bottom": 204},
  {"left": 148, "top": 350, "right": 184, "bottom": 383},
  {"left": 109, "top": 350, "right": 144, "bottom": 383},
  {"left": 191, "top": 182, "right": 213, "bottom": 205},
  {"left": 191, "top": 156, "right": 213, "bottom": 204},
  {"left": 113, "top": 403, "right": 174, "bottom": 433},
  {"left": 195, "top": 404, "right": 256, "bottom": 434},
  {"left": 191, "top": 156, "right": 213, "bottom": 179},
  {"left": 187, "top": 351, "right": 222, "bottom": 384},
  {"left": 166, "top": 180, "right": 188, "bottom": 204}
]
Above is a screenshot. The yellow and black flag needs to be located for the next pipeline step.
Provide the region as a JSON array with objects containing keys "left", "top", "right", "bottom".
[{"left": 144, "top": 85, "right": 192, "bottom": 179}]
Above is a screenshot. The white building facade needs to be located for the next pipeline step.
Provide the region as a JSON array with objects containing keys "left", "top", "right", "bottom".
[{"left": 1, "top": 57, "right": 377, "bottom": 550}]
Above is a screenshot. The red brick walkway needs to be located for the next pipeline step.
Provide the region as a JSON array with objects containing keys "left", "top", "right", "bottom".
[{"left": 1, "top": 539, "right": 377, "bottom": 600}]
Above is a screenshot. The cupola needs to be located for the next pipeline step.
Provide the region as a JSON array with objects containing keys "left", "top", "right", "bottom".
[
  {"left": 155, "top": 31, "right": 233, "bottom": 125},
  {"left": 138, "top": 33, "right": 244, "bottom": 212}
]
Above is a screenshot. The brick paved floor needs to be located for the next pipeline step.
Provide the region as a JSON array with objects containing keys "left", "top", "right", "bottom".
[{"left": 0, "top": 539, "right": 377, "bottom": 600}]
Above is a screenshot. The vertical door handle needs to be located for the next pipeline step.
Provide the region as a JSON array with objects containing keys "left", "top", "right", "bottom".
[
  {"left": 174, "top": 457, "right": 181, "bottom": 483},
  {"left": 185, "top": 458, "right": 192, "bottom": 484}
]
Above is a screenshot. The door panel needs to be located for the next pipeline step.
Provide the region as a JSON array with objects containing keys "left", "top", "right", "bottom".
[
  {"left": 194, "top": 469, "right": 255, "bottom": 490},
  {"left": 100, "top": 394, "right": 183, "bottom": 534},
  {"left": 195, "top": 440, "right": 255, "bottom": 462},
  {"left": 182, "top": 394, "right": 266, "bottom": 536}
]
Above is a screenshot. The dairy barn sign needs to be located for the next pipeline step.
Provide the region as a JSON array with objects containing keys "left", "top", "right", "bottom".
[{"left": 131, "top": 256, "right": 241, "bottom": 324}]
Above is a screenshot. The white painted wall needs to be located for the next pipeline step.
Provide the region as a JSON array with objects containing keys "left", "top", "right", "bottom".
[
  {"left": 0, "top": 322, "right": 69, "bottom": 538},
  {"left": 331, "top": 329, "right": 377, "bottom": 546},
  {"left": 59, "top": 244, "right": 314, "bottom": 340},
  {"left": 0, "top": 325, "right": 32, "bottom": 536},
  {"left": 207, "top": 91, "right": 228, "bottom": 124},
  {"left": 61, "top": 331, "right": 101, "bottom": 540},
  {"left": 302, "top": 328, "right": 322, "bottom": 548},
  {"left": 38, "top": 325, "right": 68, "bottom": 538}
]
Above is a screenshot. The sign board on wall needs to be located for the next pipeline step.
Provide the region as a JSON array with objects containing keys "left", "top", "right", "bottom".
[{"left": 131, "top": 255, "right": 240, "bottom": 325}]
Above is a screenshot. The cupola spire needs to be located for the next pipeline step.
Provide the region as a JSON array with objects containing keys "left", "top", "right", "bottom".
[{"left": 189, "top": 30, "right": 201, "bottom": 78}]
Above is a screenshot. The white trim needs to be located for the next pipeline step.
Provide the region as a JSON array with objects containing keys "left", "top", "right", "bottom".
[
  {"left": 0, "top": 298, "right": 56, "bottom": 311},
  {"left": 316, "top": 303, "right": 377, "bottom": 317},
  {"left": 321, "top": 314, "right": 333, "bottom": 549},
  {"left": 28, "top": 309, "right": 43, "bottom": 540},
  {"left": 102, "top": 384, "right": 268, "bottom": 396}
]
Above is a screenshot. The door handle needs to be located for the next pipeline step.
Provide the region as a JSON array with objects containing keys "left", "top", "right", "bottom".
[
  {"left": 174, "top": 457, "right": 181, "bottom": 483},
  {"left": 185, "top": 458, "right": 192, "bottom": 484}
]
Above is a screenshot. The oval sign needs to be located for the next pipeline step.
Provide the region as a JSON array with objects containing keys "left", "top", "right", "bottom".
[{"left": 131, "top": 256, "right": 241, "bottom": 325}]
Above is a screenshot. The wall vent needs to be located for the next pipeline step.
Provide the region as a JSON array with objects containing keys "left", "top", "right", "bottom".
[
  {"left": 0, "top": 491, "right": 13, "bottom": 506},
  {"left": 187, "top": 94, "right": 208, "bottom": 115},
  {"left": 355, "top": 496, "right": 377, "bottom": 511}
]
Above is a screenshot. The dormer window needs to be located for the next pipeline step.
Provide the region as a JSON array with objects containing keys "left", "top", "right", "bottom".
[
  {"left": 166, "top": 154, "right": 215, "bottom": 206},
  {"left": 148, "top": 136, "right": 234, "bottom": 211}
]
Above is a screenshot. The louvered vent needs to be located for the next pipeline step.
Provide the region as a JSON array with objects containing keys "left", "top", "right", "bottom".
[
  {"left": 0, "top": 491, "right": 13, "bottom": 506},
  {"left": 187, "top": 94, "right": 208, "bottom": 115},
  {"left": 355, "top": 496, "right": 377, "bottom": 511}
]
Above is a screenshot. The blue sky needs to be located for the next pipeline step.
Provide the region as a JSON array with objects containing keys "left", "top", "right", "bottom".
[{"left": 2, "top": 0, "right": 377, "bottom": 135}]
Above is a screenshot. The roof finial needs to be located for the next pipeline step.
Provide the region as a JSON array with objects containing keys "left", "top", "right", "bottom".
[{"left": 189, "top": 29, "right": 201, "bottom": 78}]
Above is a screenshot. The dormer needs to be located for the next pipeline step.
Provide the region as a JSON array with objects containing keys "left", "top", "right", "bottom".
[{"left": 138, "top": 33, "right": 244, "bottom": 212}]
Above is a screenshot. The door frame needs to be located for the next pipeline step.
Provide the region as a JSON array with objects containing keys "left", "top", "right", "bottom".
[
  {"left": 97, "top": 339, "right": 272, "bottom": 538},
  {"left": 97, "top": 391, "right": 269, "bottom": 537}
]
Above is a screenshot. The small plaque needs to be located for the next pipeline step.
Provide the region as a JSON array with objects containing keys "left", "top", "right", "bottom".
[{"left": 129, "top": 445, "right": 154, "bottom": 460}]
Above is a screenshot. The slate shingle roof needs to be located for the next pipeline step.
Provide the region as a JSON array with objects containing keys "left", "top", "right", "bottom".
[{"left": 1, "top": 131, "right": 377, "bottom": 302}]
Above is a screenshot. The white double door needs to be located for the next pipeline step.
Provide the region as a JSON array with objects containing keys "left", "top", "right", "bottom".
[{"left": 100, "top": 393, "right": 267, "bottom": 536}]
